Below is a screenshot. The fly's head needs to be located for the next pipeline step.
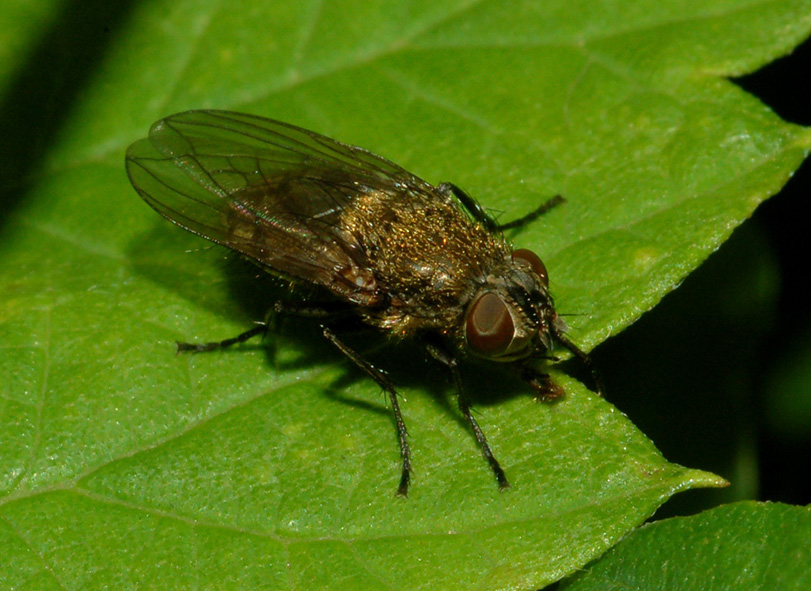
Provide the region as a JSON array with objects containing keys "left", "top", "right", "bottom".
[
  {"left": 463, "top": 246, "right": 603, "bottom": 395},
  {"left": 463, "top": 248, "right": 563, "bottom": 363}
]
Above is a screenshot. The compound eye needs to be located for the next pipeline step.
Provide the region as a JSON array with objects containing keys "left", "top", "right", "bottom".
[
  {"left": 466, "top": 292, "right": 515, "bottom": 356},
  {"left": 513, "top": 248, "right": 548, "bottom": 286}
]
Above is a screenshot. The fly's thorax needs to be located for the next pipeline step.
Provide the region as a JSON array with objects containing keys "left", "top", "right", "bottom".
[
  {"left": 344, "top": 188, "right": 506, "bottom": 307},
  {"left": 462, "top": 248, "right": 559, "bottom": 362}
]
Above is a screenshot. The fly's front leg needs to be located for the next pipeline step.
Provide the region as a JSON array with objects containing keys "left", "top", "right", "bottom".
[
  {"left": 424, "top": 340, "right": 510, "bottom": 490},
  {"left": 321, "top": 327, "right": 412, "bottom": 497},
  {"left": 518, "top": 346, "right": 604, "bottom": 401},
  {"left": 517, "top": 365, "right": 566, "bottom": 402},
  {"left": 438, "top": 182, "right": 564, "bottom": 232},
  {"left": 553, "top": 331, "right": 606, "bottom": 397}
]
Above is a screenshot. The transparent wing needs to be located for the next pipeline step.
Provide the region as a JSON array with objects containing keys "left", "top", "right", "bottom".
[{"left": 125, "top": 110, "right": 432, "bottom": 304}]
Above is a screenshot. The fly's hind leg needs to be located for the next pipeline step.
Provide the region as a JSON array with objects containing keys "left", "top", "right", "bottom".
[
  {"left": 175, "top": 300, "right": 352, "bottom": 353},
  {"left": 321, "top": 327, "right": 412, "bottom": 497},
  {"left": 176, "top": 324, "right": 268, "bottom": 353},
  {"left": 424, "top": 339, "right": 510, "bottom": 490},
  {"left": 437, "top": 182, "right": 564, "bottom": 232}
]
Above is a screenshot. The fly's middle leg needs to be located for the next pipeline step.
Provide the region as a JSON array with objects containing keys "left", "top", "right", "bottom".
[{"left": 321, "top": 327, "right": 412, "bottom": 497}]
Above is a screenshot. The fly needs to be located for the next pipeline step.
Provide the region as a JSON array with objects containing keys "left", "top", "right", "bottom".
[{"left": 125, "top": 110, "right": 602, "bottom": 496}]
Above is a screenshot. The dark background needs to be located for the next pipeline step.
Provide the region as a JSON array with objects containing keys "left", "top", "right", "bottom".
[
  {"left": 742, "top": 37, "right": 811, "bottom": 507},
  {"left": 595, "top": 35, "right": 811, "bottom": 515}
]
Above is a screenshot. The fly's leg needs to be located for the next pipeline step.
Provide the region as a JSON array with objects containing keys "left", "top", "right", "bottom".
[
  {"left": 175, "top": 300, "right": 352, "bottom": 353},
  {"left": 437, "top": 182, "right": 500, "bottom": 232},
  {"left": 273, "top": 300, "right": 353, "bottom": 319},
  {"left": 437, "top": 182, "right": 564, "bottom": 232},
  {"left": 424, "top": 340, "right": 510, "bottom": 490},
  {"left": 321, "top": 327, "right": 412, "bottom": 497},
  {"left": 176, "top": 324, "right": 268, "bottom": 353},
  {"left": 497, "top": 195, "right": 564, "bottom": 230},
  {"left": 176, "top": 307, "right": 411, "bottom": 495},
  {"left": 552, "top": 331, "right": 606, "bottom": 396},
  {"left": 518, "top": 337, "right": 605, "bottom": 401},
  {"left": 518, "top": 366, "right": 566, "bottom": 402}
]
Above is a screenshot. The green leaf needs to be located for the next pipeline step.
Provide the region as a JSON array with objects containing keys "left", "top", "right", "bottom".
[
  {"left": 1, "top": 1, "right": 808, "bottom": 590},
  {"left": 561, "top": 502, "right": 811, "bottom": 591}
]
